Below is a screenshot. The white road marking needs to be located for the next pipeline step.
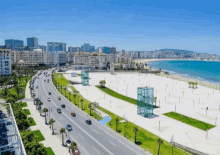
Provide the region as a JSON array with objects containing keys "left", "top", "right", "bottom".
[
  {"left": 109, "top": 141, "right": 116, "bottom": 147},
  {"left": 80, "top": 146, "right": 90, "bottom": 155},
  {"left": 80, "top": 120, "right": 84, "bottom": 124},
  {"left": 104, "top": 131, "right": 109, "bottom": 134},
  {"left": 92, "top": 129, "right": 99, "bottom": 134},
  {"left": 93, "top": 146, "right": 101, "bottom": 154},
  {"left": 78, "top": 133, "right": 84, "bottom": 139},
  {"left": 110, "top": 135, "right": 116, "bottom": 139},
  {"left": 60, "top": 117, "right": 63, "bottom": 120}
]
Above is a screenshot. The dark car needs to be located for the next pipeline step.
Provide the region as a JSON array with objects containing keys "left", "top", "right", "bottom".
[
  {"left": 48, "top": 92, "right": 51, "bottom": 95},
  {"left": 71, "top": 112, "right": 76, "bottom": 117},
  {"left": 61, "top": 104, "right": 65, "bottom": 108},
  {"left": 86, "top": 120, "right": 92, "bottom": 125},
  {"left": 57, "top": 108, "right": 61, "bottom": 113},
  {"left": 66, "top": 124, "right": 72, "bottom": 131}
]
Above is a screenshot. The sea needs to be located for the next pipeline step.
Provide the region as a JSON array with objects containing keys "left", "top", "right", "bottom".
[{"left": 148, "top": 60, "right": 220, "bottom": 85}]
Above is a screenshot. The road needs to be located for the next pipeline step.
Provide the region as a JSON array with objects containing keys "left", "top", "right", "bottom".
[{"left": 33, "top": 70, "right": 151, "bottom": 155}]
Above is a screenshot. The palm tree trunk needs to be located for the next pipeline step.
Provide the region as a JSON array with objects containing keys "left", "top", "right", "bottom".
[
  {"left": 62, "top": 133, "right": 64, "bottom": 145},
  {"left": 157, "top": 144, "right": 161, "bottom": 155},
  {"left": 52, "top": 124, "right": 54, "bottom": 134},
  {"left": 45, "top": 113, "right": 47, "bottom": 124},
  {"left": 135, "top": 132, "right": 136, "bottom": 143}
]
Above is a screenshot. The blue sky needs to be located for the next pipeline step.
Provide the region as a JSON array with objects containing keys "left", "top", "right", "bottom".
[{"left": 0, "top": 0, "right": 220, "bottom": 54}]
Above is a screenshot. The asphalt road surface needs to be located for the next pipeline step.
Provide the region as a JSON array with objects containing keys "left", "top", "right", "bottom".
[{"left": 33, "top": 70, "right": 152, "bottom": 155}]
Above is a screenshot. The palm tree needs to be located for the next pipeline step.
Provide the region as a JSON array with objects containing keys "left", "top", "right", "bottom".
[
  {"left": 80, "top": 99, "right": 84, "bottom": 110},
  {"left": 68, "top": 92, "right": 71, "bottom": 100},
  {"left": 88, "top": 102, "right": 93, "bottom": 116},
  {"left": 192, "top": 82, "right": 195, "bottom": 89},
  {"left": 60, "top": 128, "right": 65, "bottom": 146},
  {"left": 154, "top": 97, "right": 157, "bottom": 107},
  {"left": 99, "top": 80, "right": 106, "bottom": 87},
  {"left": 195, "top": 82, "right": 198, "bottom": 88},
  {"left": 34, "top": 98, "right": 38, "bottom": 105},
  {"left": 16, "top": 85, "right": 20, "bottom": 99},
  {"left": 73, "top": 94, "right": 77, "bottom": 105},
  {"left": 49, "top": 118, "right": 55, "bottom": 135},
  {"left": 115, "top": 117, "right": 119, "bottom": 132},
  {"left": 38, "top": 101, "right": 43, "bottom": 116},
  {"left": 157, "top": 138, "right": 163, "bottom": 155},
  {"left": 133, "top": 126, "right": 139, "bottom": 143},
  {"left": 43, "top": 108, "right": 48, "bottom": 124},
  {"left": 64, "top": 87, "right": 66, "bottom": 97}
]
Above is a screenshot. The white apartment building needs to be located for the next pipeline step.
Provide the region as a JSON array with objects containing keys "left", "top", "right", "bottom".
[
  {"left": 74, "top": 52, "right": 107, "bottom": 68},
  {"left": 0, "top": 49, "right": 11, "bottom": 75},
  {"left": 11, "top": 49, "right": 47, "bottom": 66}
]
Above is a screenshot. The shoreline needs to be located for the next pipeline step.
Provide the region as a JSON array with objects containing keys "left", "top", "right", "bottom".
[{"left": 135, "top": 59, "right": 220, "bottom": 90}]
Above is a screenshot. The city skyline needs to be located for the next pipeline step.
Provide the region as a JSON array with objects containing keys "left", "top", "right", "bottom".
[{"left": 1, "top": 0, "right": 220, "bottom": 54}]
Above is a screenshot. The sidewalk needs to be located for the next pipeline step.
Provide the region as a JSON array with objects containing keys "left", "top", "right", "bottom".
[{"left": 24, "top": 80, "right": 69, "bottom": 155}]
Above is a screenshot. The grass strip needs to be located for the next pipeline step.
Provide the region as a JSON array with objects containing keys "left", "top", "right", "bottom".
[
  {"left": 33, "top": 130, "right": 45, "bottom": 142},
  {"left": 96, "top": 85, "right": 159, "bottom": 108},
  {"left": 19, "top": 102, "right": 27, "bottom": 107},
  {"left": 23, "top": 109, "right": 31, "bottom": 115},
  {"left": 46, "top": 147, "right": 55, "bottom": 155},
  {"left": 164, "top": 112, "right": 215, "bottom": 131},
  {"left": 28, "top": 117, "right": 36, "bottom": 126}
]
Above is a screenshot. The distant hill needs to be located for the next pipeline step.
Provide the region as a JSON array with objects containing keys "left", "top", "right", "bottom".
[{"left": 160, "top": 49, "right": 195, "bottom": 54}]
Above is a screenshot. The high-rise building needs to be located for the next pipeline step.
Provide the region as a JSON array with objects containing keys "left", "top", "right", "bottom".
[
  {"left": 0, "top": 49, "right": 11, "bottom": 75},
  {"left": 39, "top": 45, "right": 46, "bottom": 51},
  {"left": 27, "top": 37, "right": 39, "bottom": 49},
  {"left": 5, "top": 39, "right": 24, "bottom": 50},
  {"left": 47, "top": 42, "right": 66, "bottom": 52},
  {"left": 80, "top": 43, "right": 95, "bottom": 53},
  {"left": 68, "top": 46, "right": 80, "bottom": 53},
  {"left": 110, "top": 47, "right": 116, "bottom": 54},
  {"left": 102, "top": 47, "right": 110, "bottom": 54}
]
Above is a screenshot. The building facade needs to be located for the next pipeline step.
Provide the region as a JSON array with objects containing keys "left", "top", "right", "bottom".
[
  {"left": 68, "top": 46, "right": 80, "bottom": 53},
  {"left": 109, "top": 47, "right": 116, "bottom": 54},
  {"left": 39, "top": 45, "right": 46, "bottom": 51},
  {"left": 0, "top": 49, "right": 11, "bottom": 75},
  {"left": 80, "top": 43, "right": 95, "bottom": 53},
  {"left": 5, "top": 39, "right": 24, "bottom": 50},
  {"left": 74, "top": 52, "right": 107, "bottom": 69},
  {"left": 27, "top": 37, "right": 39, "bottom": 50},
  {"left": 47, "top": 42, "right": 66, "bottom": 52},
  {"left": 11, "top": 49, "right": 47, "bottom": 66},
  {"left": 58, "top": 52, "right": 67, "bottom": 66}
]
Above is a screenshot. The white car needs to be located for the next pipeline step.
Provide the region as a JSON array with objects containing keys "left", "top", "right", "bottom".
[
  {"left": 47, "top": 98, "right": 51, "bottom": 102},
  {"left": 65, "top": 139, "right": 71, "bottom": 147}
]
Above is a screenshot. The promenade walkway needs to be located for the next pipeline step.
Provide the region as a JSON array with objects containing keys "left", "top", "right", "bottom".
[{"left": 24, "top": 80, "right": 69, "bottom": 155}]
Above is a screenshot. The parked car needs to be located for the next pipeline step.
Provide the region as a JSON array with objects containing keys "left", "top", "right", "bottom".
[
  {"left": 57, "top": 108, "right": 61, "bottom": 113},
  {"left": 48, "top": 92, "right": 51, "bottom": 95},
  {"left": 61, "top": 104, "right": 65, "bottom": 108},
  {"left": 71, "top": 112, "right": 76, "bottom": 117},
  {"left": 47, "top": 98, "right": 51, "bottom": 102},
  {"left": 66, "top": 124, "right": 72, "bottom": 131},
  {"left": 65, "top": 139, "right": 71, "bottom": 147},
  {"left": 86, "top": 120, "right": 92, "bottom": 125}
]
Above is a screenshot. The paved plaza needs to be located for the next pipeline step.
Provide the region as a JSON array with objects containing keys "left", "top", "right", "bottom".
[{"left": 64, "top": 70, "right": 220, "bottom": 155}]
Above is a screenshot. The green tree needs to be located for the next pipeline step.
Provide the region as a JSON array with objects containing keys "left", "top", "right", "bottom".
[
  {"left": 60, "top": 128, "right": 66, "bottom": 146},
  {"left": 115, "top": 117, "right": 119, "bottom": 132},
  {"left": 157, "top": 138, "right": 163, "bottom": 155},
  {"left": 43, "top": 108, "right": 48, "bottom": 124},
  {"left": 73, "top": 93, "right": 77, "bottom": 105},
  {"left": 88, "top": 102, "right": 93, "bottom": 116},
  {"left": 49, "top": 118, "right": 56, "bottom": 135},
  {"left": 99, "top": 80, "right": 106, "bottom": 87},
  {"left": 38, "top": 101, "right": 43, "bottom": 116},
  {"left": 17, "top": 119, "right": 30, "bottom": 131},
  {"left": 133, "top": 126, "right": 139, "bottom": 143},
  {"left": 80, "top": 99, "right": 84, "bottom": 110},
  {"left": 70, "top": 141, "right": 77, "bottom": 153}
]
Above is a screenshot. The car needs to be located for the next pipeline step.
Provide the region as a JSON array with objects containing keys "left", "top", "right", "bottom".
[
  {"left": 58, "top": 96, "right": 61, "bottom": 100},
  {"left": 36, "top": 86, "right": 38, "bottom": 89},
  {"left": 65, "top": 139, "right": 71, "bottom": 147},
  {"left": 38, "top": 105, "right": 41, "bottom": 109},
  {"left": 48, "top": 92, "right": 51, "bottom": 95},
  {"left": 86, "top": 120, "right": 92, "bottom": 125},
  {"left": 44, "top": 80, "right": 46, "bottom": 82},
  {"left": 71, "top": 112, "right": 76, "bottom": 117},
  {"left": 47, "top": 98, "right": 51, "bottom": 102},
  {"left": 66, "top": 124, "right": 72, "bottom": 131},
  {"left": 57, "top": 108, "right": 61, "bottom": 113},
  {"left": 61, "top": 104, "right": 65, "bottom": 108}
]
